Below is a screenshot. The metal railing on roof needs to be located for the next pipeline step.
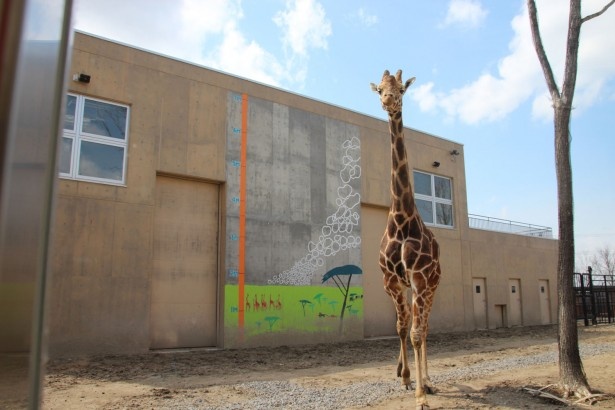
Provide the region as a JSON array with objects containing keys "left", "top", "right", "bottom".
[{"left": 468, "top": 214, "right": 553, "bottom": 238}]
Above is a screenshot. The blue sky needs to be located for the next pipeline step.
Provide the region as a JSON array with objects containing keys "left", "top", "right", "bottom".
[{"left": 69, "top": 0, "right": 615, "bottom": 265}]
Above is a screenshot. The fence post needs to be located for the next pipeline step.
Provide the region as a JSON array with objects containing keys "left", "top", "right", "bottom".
[
  {"left": 579, "top": 272, "right": 589, "bottom": 326},
  {"left": 588, "top": 267, "right": 598, "bottom": 325},
  {"left": 604, "top": 274, "right": 613, "bottom": 324}
]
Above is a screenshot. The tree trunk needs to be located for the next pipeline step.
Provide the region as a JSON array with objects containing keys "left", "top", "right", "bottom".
[
  {"left": 525, "top": 0, "right": 615, "bottom": 398},
  {"left": 553, "top": 104, "right": 590, "bottom": 397}
]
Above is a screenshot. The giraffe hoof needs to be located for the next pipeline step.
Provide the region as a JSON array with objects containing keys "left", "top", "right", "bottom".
[
  {"left": 416, "top": 395, "right": 429, "bottom": 409},
  {"left": 401, "top": 378, "right": 411, "bottom": 390}
]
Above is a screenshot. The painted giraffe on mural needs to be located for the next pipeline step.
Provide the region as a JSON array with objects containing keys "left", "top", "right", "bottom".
[{"left": 370, "top": 70, "right": 442, "bottom": 409}]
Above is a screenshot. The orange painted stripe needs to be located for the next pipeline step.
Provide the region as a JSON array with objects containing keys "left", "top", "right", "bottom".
[{"left": 238, "top": 93, "right": 248, "bottom": 328}]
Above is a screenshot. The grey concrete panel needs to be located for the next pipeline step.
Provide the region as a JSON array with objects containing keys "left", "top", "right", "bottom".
[
  {"left": 310, "top": 119, "right": 327, "bottom": 225},
  {"left": 290, "top": 222, "right": 312, "bottom": 256},
  {"left": 325, "top": 170, "right": 340, "bottom": 212},
  {"left": 247, "top": 161, "right": 273, "bottom": 220},
  {"left": 224, "top": 215, "right": 240, "bottom": 284},
  {"left": 247, "top": 98, "right": 273, "bottom": 164},
  {"left": 289, "top": 162, "right": 311, "bottom": 222},
  {"left": 270, "top": 222, "right": 292, "bottom": 273},
  {"left": 272, "top": 103, "right": 290, "bottom": 161},
  {"left": 271, "top": 161, "right": 290, "bottom": 221},
  {"left": 325, "top": 117, "right": 346, "bottom": 171},
  {"left": 225, "top": 92, "right": 363, "bottom": 287},
  {"left": 288, "top": 108, "right": 312, "bottom": 161},
  {"left": 225, "top": 93, "right": 242, "bottom": 163},
  {"left": 245, "top": 219, "right": 274, "bottom": 280},
  {"left": 272, "top": 103, "right": 290, "bottom": 222}
]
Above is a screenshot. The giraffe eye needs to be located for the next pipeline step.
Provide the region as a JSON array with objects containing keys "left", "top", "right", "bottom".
[{"left": 377, "top": 89, "right": 382, "bottom": 95}]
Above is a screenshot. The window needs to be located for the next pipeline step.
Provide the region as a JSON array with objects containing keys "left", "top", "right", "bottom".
[
  {"left": 60, "top": 94, "right": 129, "bottom": 185},
  {"left": 413, "top": 171, "right": 454, "bottom": 228}
]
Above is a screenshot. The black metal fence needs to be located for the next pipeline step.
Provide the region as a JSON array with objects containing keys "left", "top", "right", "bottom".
[{"left": 573, "top": 271, "right": 615, "bottom": 325}]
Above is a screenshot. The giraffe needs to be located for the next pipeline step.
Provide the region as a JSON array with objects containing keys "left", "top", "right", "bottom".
[{"left": 370, "top": 69, "right": 441, "bottom": 409}]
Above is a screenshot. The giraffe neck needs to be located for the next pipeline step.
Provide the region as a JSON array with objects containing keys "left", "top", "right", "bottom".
[{"left": 388, "top": 110, "right": 415, "bottom": 215}]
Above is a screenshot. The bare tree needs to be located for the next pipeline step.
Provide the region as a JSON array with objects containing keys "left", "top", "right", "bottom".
[
  {"left": 590, "top": 246, "right": 615, "bottom": 276},
  {"left": 527, "top": 0, "right": 615, "bottom": 399}
]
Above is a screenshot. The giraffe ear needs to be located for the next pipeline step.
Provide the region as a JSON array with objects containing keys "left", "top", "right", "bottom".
[
  {"left": 370, "top": 83, "right": 380, "bottom": 93},
  {"left": 401, "top": 77, "right": 416, "bottom": 94}
]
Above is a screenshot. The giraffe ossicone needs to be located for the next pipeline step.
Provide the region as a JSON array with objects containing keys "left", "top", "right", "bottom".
[{"left": 371, "top": 69, "right": 442, "bottom": 410}]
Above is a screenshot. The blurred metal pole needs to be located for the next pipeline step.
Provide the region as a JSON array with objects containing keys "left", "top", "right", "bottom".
[{"left": 0, "top": 0, "right": 73, "bottom": 408}]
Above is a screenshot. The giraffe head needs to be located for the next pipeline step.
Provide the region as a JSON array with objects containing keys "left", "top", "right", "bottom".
[{"left": 370, "top": 69, "right": 415, "bottom": 114}]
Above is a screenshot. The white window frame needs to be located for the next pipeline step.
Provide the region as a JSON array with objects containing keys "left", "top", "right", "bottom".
[
  {"left": 60, "top": 93, "right": 130, "bottom": 186},
  {"left": 414, "top": 170, "right": 454, "bottom": 228}
]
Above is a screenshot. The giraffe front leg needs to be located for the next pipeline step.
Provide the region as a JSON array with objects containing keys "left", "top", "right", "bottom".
[
  {"left": 410, "top": 296, "right": 429, "bottom": 409},
  {"left": 396, "top": 333, "right": 411, "bottom": 389},
  {"left": 393, "top": 298, "right": 412, "bottom": 389},
  {"left": 397, "top": 344, "right": 403, "bottom": 377},
  {"left": 411, "top": 332, "right": 429, "bottom": 409}
]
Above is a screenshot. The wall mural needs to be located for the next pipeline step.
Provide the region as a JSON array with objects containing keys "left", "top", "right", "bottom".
[
  {"left": 269, "top": 137, "right": 362, "bottom": 286},
  {"left": 224, "top": 93, "right": 362, "bottom": 347}
]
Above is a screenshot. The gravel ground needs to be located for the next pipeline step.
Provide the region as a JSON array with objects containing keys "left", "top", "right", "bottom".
[
  {"left": 39, "top": 325, "right": 615, "bottom": 410},
  {"left": 186, "top": 342, "right": 615, "bottom": 410}
]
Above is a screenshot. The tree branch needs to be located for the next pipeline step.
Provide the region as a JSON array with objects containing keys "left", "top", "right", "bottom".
[
  {"left": 560, "top": 0, "right": 582, "bottom": 103},
  {"left": 527, "top": 0, "right": 561, "bottom": 102},
  {"left": 581, "top": 0, "right": 615, "bottom": 23}
]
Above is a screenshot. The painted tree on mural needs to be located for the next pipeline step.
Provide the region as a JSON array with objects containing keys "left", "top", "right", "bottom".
[
  {"left": 264, "top": 316, "right": 280, "bottom": 331},
  {"left": 298, "top": 299, "right": 313, "bottom": 317},
  {"left": 527, "top": 0, "right": 614, "bottom": 400},
  {"left": 322, "top": 264, "right": 363, "bottom": 321}
]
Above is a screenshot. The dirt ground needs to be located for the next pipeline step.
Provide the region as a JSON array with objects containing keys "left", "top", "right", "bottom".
[{"left": 32, "top": 324, "right": 615, "bottom": 409}]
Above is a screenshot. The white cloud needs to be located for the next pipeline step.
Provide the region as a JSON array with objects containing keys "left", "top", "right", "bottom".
[
  {"left": 441, "top": 0, "right": 488, "bottom": 28},
  {"left": 204, "top": 22, "right": 285, "bottom": 87},
  {"left": 531, "top": 91, "right": 553, "bottom": 120},
  {"left": 414, "top": 0, "right": 615, "bottom": 125},
  {"left": 179, "top": 0, "right": 243, "bottom": 36},
  {"left": 356, "top": 7, "right": 379, "bottom": 27},
  {"left": 73, "top": 0, "right": 232, "bottom": 64},
  {"left": 412, "top": 82, "right": 438, "bottom": 112},
  {"left": 73, "top": 0, "right": 327, "bottom": 89},
  {"left": 273, "top": 0, "right": 332, "bottom": 57}
]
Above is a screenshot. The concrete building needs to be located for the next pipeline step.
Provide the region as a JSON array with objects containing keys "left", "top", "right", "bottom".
[{"left": 43, "top": 32, "right": 557, "bottom": 356}]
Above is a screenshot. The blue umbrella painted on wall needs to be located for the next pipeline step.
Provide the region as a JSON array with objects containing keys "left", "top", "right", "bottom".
[{"left": 322, "top": 264, "right": 363, "bottom": 326}]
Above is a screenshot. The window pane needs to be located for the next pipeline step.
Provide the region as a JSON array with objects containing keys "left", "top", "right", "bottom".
[
  {"left": 414, "top": 171, "right": 431, "bottom": 196},
  {"left": 78, "top": 141, "right": 124, "bottom": 181},
  {"left": 434, "top": 176, "right": 452, "bottom": 200},
  {"left": 82, "top": 99, "right": 127, "bottom": 140},
  {"left": 59, "top": 137, "right": 73, "bottom": 174},
  {"left": 436, "top": 203, "right": 454, "bottom": 226},
  {"left": 416, "top": 198, "right": 434, "bottom": 224},
  {"left": 64, "top": 95, "right": 77, "bottom": 130}
]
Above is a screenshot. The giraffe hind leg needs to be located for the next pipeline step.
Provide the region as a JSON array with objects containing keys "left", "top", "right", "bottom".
[
  {"left": 421, "top": 335, "right": 436, "bottom": 394},
  {"left": 420, "top": 272, "right": 440, "bottom": 395}
]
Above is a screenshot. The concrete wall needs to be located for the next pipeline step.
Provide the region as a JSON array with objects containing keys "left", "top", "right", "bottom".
[
  {"left": 466, "top": 228, "right": 558, "bottom": 328},
  {"left": 46, "top": 32, "right": 557, "bottom": 356}
]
